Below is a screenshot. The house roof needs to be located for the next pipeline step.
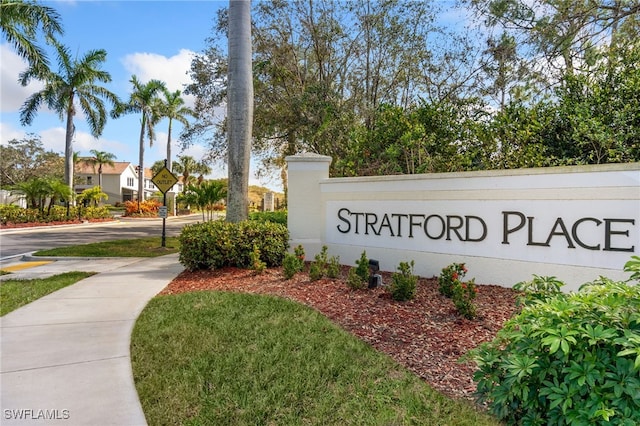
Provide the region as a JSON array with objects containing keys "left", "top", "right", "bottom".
[
  {"left": 76, "top": 161, "right": 132, "bottom": 175},
  {"left": 76, "top": 160, "right": 158, "bottom": 178}
]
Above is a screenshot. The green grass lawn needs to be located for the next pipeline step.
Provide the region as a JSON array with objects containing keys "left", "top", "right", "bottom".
[
  {"left": 132, "top": 291, "right": 500, "bottom": 426},
  {"left": 0, "top": 271, "right": 95, "bottom": 316},
  {"left": 33, "top": 237, "right": 179, "bottom": 257}
]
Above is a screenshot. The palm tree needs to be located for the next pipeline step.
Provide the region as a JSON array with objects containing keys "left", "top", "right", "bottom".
[
  {"left": 181, "top": 180, "right": 226, "bottom": 221},
  {"left": 112, "top": 75, "right": 166, "bottom": 203},
  {"left": 0, "top": 0, "right": 63, "bottom": 69},
  {"left": 19, "top": 41, "right": 119, "bottom": 197},
  {"left": 227, "top": 0, "right": 254, "bottom": 222},
  {"left": 172, "top": 155, "right": 211, "bottom": 187},
  {"left": 154, "top": 89, "right": 194, "bottom": 172},
  {"left": 11, "top": 178, "right": 48, "bottom": 211},
  {"left": 87, "top": 149, "right": 116, "bottom": 188},
  {"left": 44, "top": 178, "right": 72, "bottom": 215}
]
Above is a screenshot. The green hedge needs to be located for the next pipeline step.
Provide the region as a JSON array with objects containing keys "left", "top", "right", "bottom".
[
  {"left": 0, "top": 205, "right": 111, "bottom": 225},
  {"left": 249, "top": 210, "right": 287, "bottom": 225},
  {"left": 179, "top": 220, "right": 289, "bottom": 271}
]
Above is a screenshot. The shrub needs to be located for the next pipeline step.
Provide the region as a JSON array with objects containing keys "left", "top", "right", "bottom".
[
  {"left": 309, "top": 246, "right": 329, "bottom": 281},
  {"left": 471, "top": 278, "right": 640, "bottom": 425},
  {"left": 123, "top": 199, "right": 161, "bottom": 217},
  {"left": 179, "top": 220, "right": 289, "bottom": 271},
  {"left": 283, "top": 254, "right": 301, "bottom": 279},
  {"left": 354, "top": 251, "right": 369, "bottom": 283},
  {"left": 347, "top": 267, "right": 366, "bottom": 290},
  {"left": 513, "top": 275, "right": 564, "bottom": 306},
  {"left": 327, "top": 255, "right": 341, "bottom": 279},
  {"left": 250, "top": 244, "right": 266, "bottom": 274},
  {"left": 625, "top": 255, "right": 640, "bottom": 282},
  {"left": 0, "top": 204, "right": 111, "bottom": 225},
  {"left": 388, "top": 261, "right": 418, "bottom": 301},
  {"left": 282, "top": 245, "right": 305, "bottom": 279},
  {"left": 452, "top": 278, "right": 478, "bottom": 319},
  {"left": 249, "top": 210, "right": 287, "bottom": 225},
  {"left": 438, "top": 263, "right": 467, "bottom": 297}
]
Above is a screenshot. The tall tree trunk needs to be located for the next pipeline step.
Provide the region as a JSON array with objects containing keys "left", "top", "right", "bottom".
[
  {"left": 138, "top": 116, "right": 146, "bottom": 204},
  {"left": 64, "top": 105, "right": 75, "bottom": 203},
  {"left": 167, "top": 118, "right": 173, "bottom": 172},
  {"left": 226, "top": 0, "right": 254, "bottom": 223}
]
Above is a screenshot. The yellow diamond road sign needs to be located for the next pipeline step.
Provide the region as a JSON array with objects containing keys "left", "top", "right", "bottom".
[{"left": 152, "top": 167, "right": 178, "bottom": 193}]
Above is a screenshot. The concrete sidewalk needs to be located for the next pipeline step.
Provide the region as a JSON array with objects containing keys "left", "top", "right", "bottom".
[{"left": 0, "top": 254, "right": 184, "bottom": 425}]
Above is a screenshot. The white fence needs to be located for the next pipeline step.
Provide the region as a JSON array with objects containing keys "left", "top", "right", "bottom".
[
  {"left": 286, "top": 154, "right": 640, "bottom": 291},
  {"left": 0, "top": 190, "right": 26, "bottom": 208}
]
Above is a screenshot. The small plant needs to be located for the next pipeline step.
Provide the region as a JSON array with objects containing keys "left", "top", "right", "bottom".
[
  {"left": 346, "top": 267, "right": 366, "bottom": 290},
  {"left": 327, "top": 255, "right": 341, "bottom": 279},
  {"left": 388, "top": 260, "right": 418, "bottom": 301},
  {"left": 294, "top": 245, "right": 305, "bottom": 266},
  {"left": 282, "top": 245, "right": 306, "bottom": 279},
  {"left": 438, "top": 263, "right": 467, "bottom": 298},
  {"left": 451, "top": 278, "right": 478, "bottom": 319},
  {"left": 513, "top": 274, "right": 564, "bottom": 306},
  {"left": 309, "top": 262, "right": 324, "bottom": 281},
  {"left": 354, "top": 251, "right": 369, "bottom": 283},
  {"left": 283, "top": 254, "right": 301, "bottom": 279},
  {"left": 309, "top": 246, "right": 329, "bottom": 281},
  {"left": 250, "top": 244, "right": 266, "bottom": 274}
]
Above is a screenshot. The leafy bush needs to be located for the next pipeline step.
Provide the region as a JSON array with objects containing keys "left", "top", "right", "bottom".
[
  {"left": 81, "top": 206, "right": 111, "bottom": 220},
  {"left": 179, "top": 220, "right": 289, "bottom": 271},
  {"left": 452, "top": 278, "right": 478, "bottom": 319},
  {"left": 438, "top": 263, "right": 467, "bottom": 297},
  {"left": 283, "top": 245, "right": 305, "bottom": 279},
  {"left": 123, "top": 199, "right": 162, "bottom": 217},
  {"left": 249, "top": 210, "right": 287, "bottom": 225},
  {"left": 354, "top": 251, "right": 369, "bottom": 283},
  {"left": 347, "top": 267, "right": 366, "bottom": 290},
  {"left": 327, "top": 255, "right": 341, "bottom": 279},
  {"left": 625, "top": 255, "right": 640, "bottom": 282},
  {"left": 388, "top": 260, "right": 418, "bottom": 301},
  {"left": 0, "top": 204, "right": 110, "bottom": 225},
  {"left": 309, "top": 246, "right": 329, "bottom": 281},
  {"left": 513, "top": 275, "right": 564, "bottom": 306},
  {"left": 471, "top": 278, "right": 640, "bottom": 425},
  {"left": 250, "top": 244, "right": 266, "bottom": 274}
]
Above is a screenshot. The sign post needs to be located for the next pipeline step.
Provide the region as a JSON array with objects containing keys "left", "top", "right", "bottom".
[{"left": 151, "top": 160, "right": 179, "bottom": 247}]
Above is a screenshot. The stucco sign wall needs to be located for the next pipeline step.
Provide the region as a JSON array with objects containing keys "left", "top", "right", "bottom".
[{"left": 286, "top": 154, "right": 640, "bottom": 290}]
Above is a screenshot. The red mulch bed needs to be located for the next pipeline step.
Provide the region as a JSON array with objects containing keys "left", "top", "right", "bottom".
[
  {"left": 0, "top": 218, "right": 115, "bottom": 229},
  {"left": 161, "top": 265, "right": 520, "bottom": 403}
]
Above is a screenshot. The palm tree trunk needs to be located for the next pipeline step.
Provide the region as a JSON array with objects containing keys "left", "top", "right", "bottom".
[
  {"left": 166, "top": 118, "right": 173, "bottom": 172},
  {"left": 64, "top": 106, "right": 75, "bottom": 205},
  {"left": 226, "top": 0, "right": 254, "bottom": 223},
  {"left": 138, "top": 116, "right": 146, "bottom": 205}
]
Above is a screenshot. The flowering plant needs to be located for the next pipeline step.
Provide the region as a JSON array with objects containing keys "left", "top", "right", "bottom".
[
  {"left": 438, "top": 263, "right": 467, "bottom": 297},
  {"left": 452, "top": 278, "right": 478, "bottom": 319},
  {"left": 439, "top": 262, "right": 478, "bottom": 319}
]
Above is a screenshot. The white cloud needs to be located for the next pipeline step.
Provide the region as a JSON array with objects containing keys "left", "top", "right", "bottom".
[
  {"left": 0, "top": 122, "right": 27, "bottom": 144},
  {"left": 0, "top": 44, "right": 45, "bottom": 113},
  {"left": 121, "top": 49, "right": 196, "bottom": 108}
]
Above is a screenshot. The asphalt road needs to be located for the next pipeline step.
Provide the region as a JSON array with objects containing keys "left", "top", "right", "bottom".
[{"left": 0, "top": 215, "right": 204, "bottom": 260}]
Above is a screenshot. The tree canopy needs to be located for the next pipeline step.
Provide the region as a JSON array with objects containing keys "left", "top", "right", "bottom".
[{"left": 183, "top": 0, "right": 639, "bottom": 182}]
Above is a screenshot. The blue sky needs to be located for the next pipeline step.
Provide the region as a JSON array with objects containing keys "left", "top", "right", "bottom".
[
  {"left": 0, "top": 1, "right": 263, "bottom": 187},
  {"left": 1, "top": 0, "right": 470, "bottom": 192}
]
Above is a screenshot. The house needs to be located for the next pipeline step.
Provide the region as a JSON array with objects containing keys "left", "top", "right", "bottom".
[{"left": 74, "top": 161, "right": 183, "bottom": 204}]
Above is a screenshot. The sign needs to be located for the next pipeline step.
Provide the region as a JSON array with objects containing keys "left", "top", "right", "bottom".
[
  {"left": 151, "top": 167, "right": 178, "bottom": 193},
  {"left": 326, "top": 200, "right": 639, "bottom": 269},
  {"left": 158, "top": 206, "right": 168, "bottom": 218}
]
